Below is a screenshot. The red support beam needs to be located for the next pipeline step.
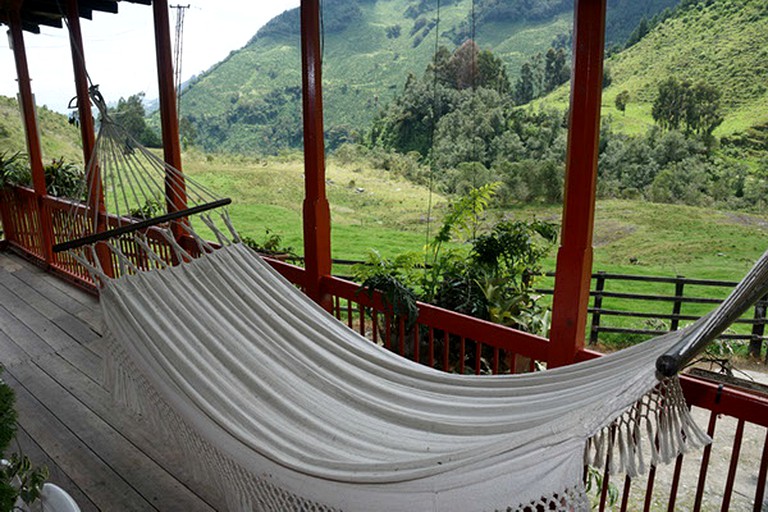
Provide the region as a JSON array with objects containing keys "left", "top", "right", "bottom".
[
  {"left": 7, "top": 2, "right": 54, "bottom": 266},
  {"left": 66, "top": 0, "right": 95, "bottom": 164},
  {"left": 152, "top": 0, "right": 187, "bottom": 222},
  {"left": 66, "top": 0, "right": 112, "bottom": 277},
  {"left": 300, "top": 0, "right": 332, "bottom": 310},
  {"left": 548, "top": 0, "right": 607, "bottom": 368}
]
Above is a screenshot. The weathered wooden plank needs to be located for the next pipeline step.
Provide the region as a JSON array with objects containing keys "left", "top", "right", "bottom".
[
  {"left": 4, "top": 370, "right": 155, "bottom": 511},
  {"left": 0, "top": 264, "right": 102, "bottom": 334},
  {"left": 0, "top": 304, "right": 55, "bottom": 360},
  {"left": 35, "top": 346, "right": 220, "bottom": 510},
  {"left": 0, "top": 252, "right": 97, "bottom": 312},
  {"left": 0, "top": 252, "right": 25, "bottom": 273},
  {"left": 13, "top": 425, "right": 99, "bottom": 512},
  {"left": 0, "top": 270, "right": 102, "bottom": 353},
  {"left": 11, "top": 357, "right": 215, "bottom": 511},
  {"left": 0, "top": 281, "right": 81, "bottom": 353},
  {"left": 56, "top": 339, "right": 105, "bottom": 387},
  {"left": 0, "top": 328, "right": 32, "bottom": 366}
]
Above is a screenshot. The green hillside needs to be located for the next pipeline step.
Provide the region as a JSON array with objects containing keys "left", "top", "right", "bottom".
[
  {"left": 546, "top": 0, "right": 768, "bottom": 139},
  {"left": 178, "top": 0, "right": 677, "bottom": 154},
  {"left": 0, "top": 96, "right": 83, "bottom": 163}
]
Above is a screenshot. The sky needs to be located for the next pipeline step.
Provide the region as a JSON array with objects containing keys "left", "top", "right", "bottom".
[{"left": 0, "top": 0, "right": 299, "bottom": 113}]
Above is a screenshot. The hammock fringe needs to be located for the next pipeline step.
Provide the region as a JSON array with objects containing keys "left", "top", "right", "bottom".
[{"left": 585, "top": 377, "right": 711, "bottom": 479}]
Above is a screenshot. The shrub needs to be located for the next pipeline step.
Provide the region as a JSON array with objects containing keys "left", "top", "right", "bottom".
[
  {"left": 43, "top": 158, "right": 84, "bottom": 199},
  {"left": 0, "top": 152, "right": 30, "bottom": 189},
  {"left": 0, "top": 369, "right": 48, "bottom": 509}
]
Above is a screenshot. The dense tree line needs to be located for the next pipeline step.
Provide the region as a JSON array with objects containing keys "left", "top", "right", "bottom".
[
  {"left": 512, "top": 47, "right": 570, "bottom": 105},
  {"left": 366, "top": 45, "right": 768, "bottom": 212},
  {"left": 110, "top": 93, "right": 161, "bottom": 148}
]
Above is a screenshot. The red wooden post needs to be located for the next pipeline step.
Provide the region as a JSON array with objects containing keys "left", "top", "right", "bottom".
[
  {"left": 152, "top": 0, "right": 187, "bottom": 223},
  {"left": 548, "top": 0, "right": 607, "bottom": 368},
  {"left": 300, "top": 0, "right": 332, "bottom": 310},
  {"left": 7, "top": 3, "right": 55, "bottom": 266},
  {"left": 66, "top": 0, "right": 113, "bottom": 277}
]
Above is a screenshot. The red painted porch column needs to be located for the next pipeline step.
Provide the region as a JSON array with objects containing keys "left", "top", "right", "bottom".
[
  {"left": 66, "top": 0, "right": 112, "bottom": 277},
  {"left": 548, "top": 0, "right": 607, "bottom": 368},
  {"left": 152, "top": 0, "right": 187, "bottom": 222},
  {"left": 300, "top": 0, "right": 332, "bottom": 310},
  {"left": 7, "top": 3, "right": 54, "bottom": 266}
]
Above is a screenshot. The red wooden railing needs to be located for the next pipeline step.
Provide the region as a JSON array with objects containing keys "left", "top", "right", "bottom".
[{"left": 1, "top": 185, "right": 766, "bottom": 510}]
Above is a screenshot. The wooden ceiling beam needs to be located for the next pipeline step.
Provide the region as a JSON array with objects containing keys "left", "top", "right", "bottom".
[
  {"left": 21, "top": 11, "right": 62, "bottom": 28},
  {"left": 83, "top": 0, "right": 118, "bottom": 14}
]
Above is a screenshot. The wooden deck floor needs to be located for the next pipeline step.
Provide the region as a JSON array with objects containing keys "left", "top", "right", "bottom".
[{"left": 0, "top": 250, "right": 217, "bottom": 511}]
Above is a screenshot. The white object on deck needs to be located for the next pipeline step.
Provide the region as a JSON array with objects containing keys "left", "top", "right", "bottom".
[{"left": 41, "top": 483, "right": 80, "bottom": 512}]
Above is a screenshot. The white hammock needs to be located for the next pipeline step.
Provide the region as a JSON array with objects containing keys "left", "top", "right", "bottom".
[
  {"left": 58, "top": 92, "right": 768, "bottom": 510},
  {"left": 93, "top": 237, "right": 736, "bottom": 512}
]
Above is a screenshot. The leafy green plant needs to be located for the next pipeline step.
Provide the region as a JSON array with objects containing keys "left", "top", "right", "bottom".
[
  {"left": 242, "top": 229, "right": 296, "bottom": 257},
  {"left": 129, "top": 196, "right": 164, "bottom": 220},
  {"left": 585, "top": 465, "right": 619, "bottom": 509},
  {"left": 0, "top": 152, "right": 30, "bottom": 189},
  {"left": 354, "top": 185, "right": 558, "bottom": 369},
  {"left": 0, "top": 369, "right": 48, "bottom": 511},
  {"left": 43, "top": 158, "right": 84, "bottom": 199}
]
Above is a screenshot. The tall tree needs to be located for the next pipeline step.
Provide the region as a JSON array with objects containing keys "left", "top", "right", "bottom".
[
  {"left": 513, "top": 63, "right": 535, "bottom": 105},
  {"left": 615, "top": 90, "right": 630, "bottom": 114},
  {"left": 544, "top": 48, "right": 569, "bottom": 93},
  {"left": 111, "top": 92, "right": 161, "bottom": 148},
  {"left": 652, "top": 78, "right": 686, "bottom": 132},
  {"left": 652, "top": 78, "right": 722, "bottom": 136}
]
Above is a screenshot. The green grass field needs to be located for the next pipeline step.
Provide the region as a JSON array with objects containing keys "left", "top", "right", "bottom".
[
  {"left": 180, "top": 153, "right": 768, "bottom": 354},
  {"left": 180, "top": 152, "right": 768, "bottom": 280}
]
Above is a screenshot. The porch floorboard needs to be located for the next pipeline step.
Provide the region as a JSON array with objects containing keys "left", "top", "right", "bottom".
[{"left": 0, "top": 250, "right": 217, "bottom": 511}]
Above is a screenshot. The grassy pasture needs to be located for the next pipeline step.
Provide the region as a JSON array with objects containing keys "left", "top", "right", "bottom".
[{"left": 181, "top": 154, "right": 768, "bottom": 353}]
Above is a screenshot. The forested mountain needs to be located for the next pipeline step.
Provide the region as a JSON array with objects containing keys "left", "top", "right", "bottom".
[
  {"left": 177, "top": 0, "right": 677, "bottom": 154},
  {"left": 551, "top": 0, "right": 768, "bottom": 140}
]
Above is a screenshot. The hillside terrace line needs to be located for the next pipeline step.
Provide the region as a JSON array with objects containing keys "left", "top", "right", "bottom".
[{"left": 0, "top": 0, "right": 767, "bottom": 510}]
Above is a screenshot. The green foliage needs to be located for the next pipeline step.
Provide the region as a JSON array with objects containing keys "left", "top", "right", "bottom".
[
  {"left": 43, "top": 158, "right": 84, "bottom": 199},
  {"left": 0, "top": 153, "right": 84, "bottom": 200},
  {"left": 355, "top": 185, "right": 557, "bottom": 338},
  {"left": 322, "top": 0, "right": 364, "bottom": 33},
  {"left": 512, "top": 63, "right": 535, "bottom": 105},
  {"left": 652, "top": 78, "right": 723, "bottom": 136},
  {"left": 586, "top": 0, "right": 768, "bottom": 139},
  {"left": 176, "top": 0, "right": 672, "bottom": 155},
  {"left": 585, "top": 465, "right": 619, "bottom": 508},
  {"left": 623, "top": 16, "right": 650, "bottom": 48},
  {"left": 0, "top": 96, "right": 83, "bottom": 163},
  {"left": 179, "top": 116, "right": 197, "bottom": 150},
  {"left": 615, "top": 90, "right": 630, "bottom": 114},
  {"left": 355, "top": 251, "right": 421, "bottom": 329},
  {"left": 513, "top": 46, "right": 570, "bottom": 105},
  {"left": 0, "top": 370, "right": 48, "bottom": 511},
  {"left": 431, "top": 41, "right": 511, "bottom": 93},
  {"left": 129, "top": 196, "right": 164, "bottom": 220},
  {"left": 0, "top": 152, "right": 30, "bottom": 189},
  {"left": 0, "top": 374, "right": 16, "bottom": 456},
  {"left": 241, "top": 229, "right": 296, "bottom": 257},
  {"left": 111, "top": 93, "right": 161, "bottom": 148},
  {"left": 191, "top": 86, "right": 303, "bottom": 154}
]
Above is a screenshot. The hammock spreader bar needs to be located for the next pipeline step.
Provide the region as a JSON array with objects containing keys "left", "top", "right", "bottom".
[{"left": 53, "top": 198, "right": 232, "bottom": 253}]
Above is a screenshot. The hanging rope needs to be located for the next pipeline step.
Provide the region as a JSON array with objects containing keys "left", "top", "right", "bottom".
[
  {"left": 424, "top": 0, "right": 441, "bottom": 270},
  {"left": 171, "top": 4, "right": 191, "bottom": 119}
]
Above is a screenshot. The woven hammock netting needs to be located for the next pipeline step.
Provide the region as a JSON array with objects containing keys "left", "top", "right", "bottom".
[{"left": 58, "top": 88, "right": 768, "bottom": 512}]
